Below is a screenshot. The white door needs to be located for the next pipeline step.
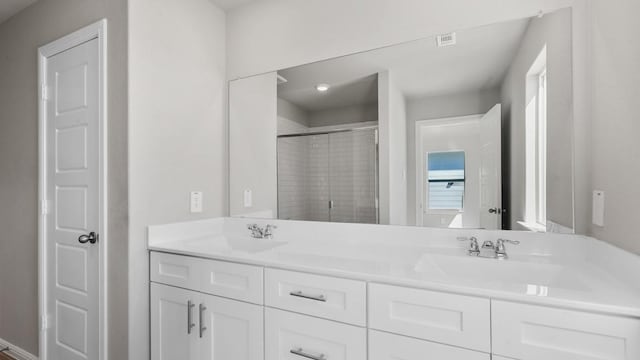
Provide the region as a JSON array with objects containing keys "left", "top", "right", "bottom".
[
  {"left": 45, "top": 38, "right": 100, "bottom": 360},
  {"left": 151, "top": 283, "right": 200, "bottom": 360},
  {"left": 479, "top": 104, "right": 502, "bottom": 230},
  {"left": 200, "top": 293, "right": 264, "bottom": 360}
]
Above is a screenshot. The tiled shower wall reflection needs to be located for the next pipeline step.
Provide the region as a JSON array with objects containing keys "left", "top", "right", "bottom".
[{"left": 277, "top": 129, "right": 377, "bottom": 224}]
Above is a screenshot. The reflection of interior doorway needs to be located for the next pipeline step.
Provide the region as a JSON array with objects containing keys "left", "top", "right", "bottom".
[{"left": 415, "top": 104, "right": 502, "bottom": 229}]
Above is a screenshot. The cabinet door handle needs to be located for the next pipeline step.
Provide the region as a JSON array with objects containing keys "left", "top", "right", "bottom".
[
  {"left": 289, "top": 291, "right": 326, "bottom": 302},
  {"left": 290, "top": 347, "right": 327, "bottom": 360},
  {"left": 187, "top": 300, "right": 196, "bottom": 334},
  {"left": 199, "top": 303, "right": 207, "bottom": 338}
]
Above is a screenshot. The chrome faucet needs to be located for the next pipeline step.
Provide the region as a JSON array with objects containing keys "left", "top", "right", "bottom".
[
  {"left": 247, "top": 224, "right": 278, "bottom": 239},
  {"left": 263, "top": 224, "right": 277, "bottom": 239},
  {"left": 458, "top": 236, "right": 480, "bottom": 256},
  {"left": 459, "top": 236, "right": 519, "bottom": 259},
  {"left": 494, "top": 238, "right": 520, "bottom": 259}
]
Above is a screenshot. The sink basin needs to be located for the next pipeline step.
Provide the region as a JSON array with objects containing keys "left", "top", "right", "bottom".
[
  {"left": 414, "top": 253, "right": 589, "bottom": 291},
  {"left": 184, "top": 235, "right": 287, "bottom": 254}
]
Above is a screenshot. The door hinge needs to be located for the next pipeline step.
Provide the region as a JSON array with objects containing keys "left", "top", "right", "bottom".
[
  {"left": 41, "top": 315, "right": 50, "bottom": 331},
  {"left": 41, "top": 200, "right": 49, "bottom": 215},
  {"left": 374, "top": 130, "right": 379, "bottom": 145},
  {"left": 41, "top": 83, "right": 49, "bottom": 101}
]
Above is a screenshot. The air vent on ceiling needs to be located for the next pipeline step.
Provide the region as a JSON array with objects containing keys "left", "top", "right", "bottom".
[
  {"left": 277, "top": 74, "right": 288, "bottom": 85},
  {"left": 436, "top": 32, "right": 457, "bottom": 47}
]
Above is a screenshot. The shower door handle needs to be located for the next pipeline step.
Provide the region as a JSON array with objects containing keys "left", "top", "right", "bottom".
[{"left": 328, "top": 200, "right": 334, "bottom": 209}]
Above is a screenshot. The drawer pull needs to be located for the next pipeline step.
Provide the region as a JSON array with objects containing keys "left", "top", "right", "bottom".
[
  {"left": 290, "top": 347, "right": 327, "bottom": 360},
  {"left": 290, "top": 291, "right": 326, "bottom": 302},
  {"left": 187, "top": 300, "right": 196, "bottom": 334},
  {"left": 199, "top": 303, "right": 207, "bottom": 338}
]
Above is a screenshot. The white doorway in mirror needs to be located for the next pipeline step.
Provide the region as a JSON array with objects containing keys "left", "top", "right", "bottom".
[{"left": 415, "top": 104, "right": 501, "bottom": 229}]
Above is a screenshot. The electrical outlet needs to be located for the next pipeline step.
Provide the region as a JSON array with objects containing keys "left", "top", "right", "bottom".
[{"left": 190, "top": 191, "right": 203, "bottom": 213}]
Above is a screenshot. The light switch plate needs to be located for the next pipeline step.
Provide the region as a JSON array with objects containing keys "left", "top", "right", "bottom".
[
  {"left": 190, "top": 191, "right": 203, "bottom": 213},
  {"left": 592, "top": 190, "right": 605, "bottom": 227}
]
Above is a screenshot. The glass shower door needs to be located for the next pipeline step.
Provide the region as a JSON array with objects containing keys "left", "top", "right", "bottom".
[{"left": 328, "top": 129, "right": 378, "bottom": 224}]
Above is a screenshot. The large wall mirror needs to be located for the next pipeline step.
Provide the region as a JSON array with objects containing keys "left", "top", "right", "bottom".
[{"left": 229, "top": 8, "right": 575, "bottom": 233}]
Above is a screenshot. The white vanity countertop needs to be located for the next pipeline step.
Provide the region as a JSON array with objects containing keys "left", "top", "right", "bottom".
[{"left": 148, "top": 217, "right": 640, "bottom": 318}]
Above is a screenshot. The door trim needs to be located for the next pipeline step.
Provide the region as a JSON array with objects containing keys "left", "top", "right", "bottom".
[{"left": 38, "top": 19, "right": 108, "bottom": 360}]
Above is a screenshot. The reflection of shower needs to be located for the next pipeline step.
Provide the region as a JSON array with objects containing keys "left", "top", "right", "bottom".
[{"left": 277, "top": 127, "right": 379, "bottom": 224}]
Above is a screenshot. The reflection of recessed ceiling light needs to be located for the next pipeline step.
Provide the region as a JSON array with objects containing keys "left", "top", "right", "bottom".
[{"left": 316, "top": 83, "right": 330, "bottom": 92}]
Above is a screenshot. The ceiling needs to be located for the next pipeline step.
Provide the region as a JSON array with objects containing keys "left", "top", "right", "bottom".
[
  {"left": 277, "top": 16, "right": 531, "bottom": 112},
  {"left": 0, "top": 0, "right": 36, "bottom": 24},
  {"left": 208, "top": 0, "right": 263, "bottom": 11}
]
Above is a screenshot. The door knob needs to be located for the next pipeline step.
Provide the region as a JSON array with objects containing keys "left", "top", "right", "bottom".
[
  {"left": 488, "top": 208, "right": 500, "bottom": 214},
  {"left": 78, "top": 232, "right": 98, "bottom": 244}
]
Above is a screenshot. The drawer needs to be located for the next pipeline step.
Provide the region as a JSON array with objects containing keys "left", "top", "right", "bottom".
[
  {"left": 150, "top": 251, "right": 264, "bottom": 304},
  {"left": 368, "top": 283, "right": 490, "bottom": 352},
  {"left": 150, "top": 251, "right": 202, "bottom": 290},
  {"left": 200, "top": 259, "right": 263, "bottom": 304},
  {"left": 265, "top": 308, "right": 366, "bottom": 360},
  {"left": 492, "top": 300, "right": 640, "bottom": 360},
  {"left": 369, "top": 330, "right": 490, "bottom": 360},
  {"left": 265, "top": 268, "right": 366, "bottom": 326}
]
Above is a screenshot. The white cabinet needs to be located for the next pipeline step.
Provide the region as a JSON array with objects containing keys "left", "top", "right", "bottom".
[
  {"left": 151, "top": 283, "right": 200, "bottom": 360},
  {"left": 265, "top": 307, "right": 367, "bottom": 360},
  {"left": 151, "top": 282, "right": 264, "bottom": 360},
  {"left": 369, "top": 283, "right": 491, "bottom": 352},
  {"left": 492, "top": 300, "right": 640, "bottom": 360},
  {"left": 369, "top": 330, "right": 490, "bottom": 360},
  {"left": 151, "top": 251, "right": 640, "bottom": 360}
]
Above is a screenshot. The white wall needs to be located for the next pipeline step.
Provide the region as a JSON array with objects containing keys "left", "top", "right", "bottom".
[
  {"left": 229, "top": 72, "right": 278, "bottom": 217},
  {"left": 407, "top": 90, "right": 501, "bottom": 122},
  {"left": 128, "top": 1, "right": 227, "bottom": 359},
  {"left": 406, "top": 89, "right": 500, "bottom": 225},
  {"left": 589, "top": 0, "right": 640, "bottom": 254},
  {"left": 277, "top": 98, "right": 309, "bottom": 134},
  {"left": 500, "top": 8, "right": 573, "bottom": 231},
  {"left": 226, "top": 0, "right": 584, "bottom": 79},
  {"left": 378, "top": 71, "right": 407, "bottom": 225},
  {"left": 308, "top": 103, "right": 378, "bottom": 128}
]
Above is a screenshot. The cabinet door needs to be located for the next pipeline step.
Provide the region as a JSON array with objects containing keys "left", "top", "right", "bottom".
[
  {"left": 200, "top": 293, "right": 264, "bottom": 360},
  {"left": 368, "top": 330, "right": 490, "bottom": 360},
  {"left": 151, "top": 283, "right": 200, "bottom": 360}
]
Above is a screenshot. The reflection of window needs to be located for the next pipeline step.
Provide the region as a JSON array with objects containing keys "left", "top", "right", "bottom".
[
  {"left": 427, "top": 151, "right": 465, "bottom": 210},
  {"left": 525, "top": 47, "right": 547, "bottom": 228}
]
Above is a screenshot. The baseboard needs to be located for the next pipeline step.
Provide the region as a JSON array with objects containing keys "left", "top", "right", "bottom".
[{"left": 0, "top": 338, "right": 37, "bottom": 360}]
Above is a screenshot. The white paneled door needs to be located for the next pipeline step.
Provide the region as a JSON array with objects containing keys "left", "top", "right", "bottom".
[
  {"left": 479, "top": 104, "right": 502, "bottom": 230},
  {"left": 44, "top": 38, "right": 100, "bottom": 360}
]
